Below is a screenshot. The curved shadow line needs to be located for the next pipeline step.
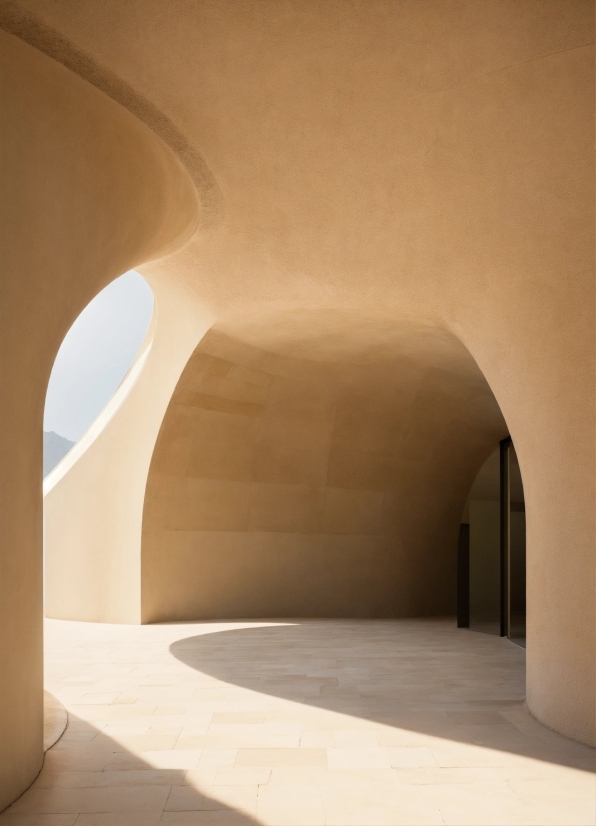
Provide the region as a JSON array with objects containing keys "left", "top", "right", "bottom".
[
  {"left": 0, "top": 0, "right": 224, "bottom": 227},
  {"left": 170, "top": 621, "right": 595, "bottom": 773}
]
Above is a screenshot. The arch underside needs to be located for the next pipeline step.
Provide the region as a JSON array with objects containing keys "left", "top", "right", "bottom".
[{"left": 142, "top": 313, "right": 507, "bottom": 622}]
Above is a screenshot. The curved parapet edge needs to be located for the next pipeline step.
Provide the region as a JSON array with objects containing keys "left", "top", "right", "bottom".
[{"left": 0, "top": 0, "right": 224, "bottom": 228}]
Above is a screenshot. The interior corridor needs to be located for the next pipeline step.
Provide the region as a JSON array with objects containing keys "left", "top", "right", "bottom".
[{"left": 1, "top": 618, "right": 593, "bottom": 826}]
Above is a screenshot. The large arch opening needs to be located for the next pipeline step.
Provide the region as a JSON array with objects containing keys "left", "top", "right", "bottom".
[{"left": 141, "top": 309, "right": 510, "bottom": 624}]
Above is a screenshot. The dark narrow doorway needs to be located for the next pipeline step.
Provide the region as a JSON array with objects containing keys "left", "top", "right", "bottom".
[
  {"left": 505, "top": 441, "right": 526, "bottom": 646},
  {"left": 457, "top": 438, "right": 526, "bottom": 647}
]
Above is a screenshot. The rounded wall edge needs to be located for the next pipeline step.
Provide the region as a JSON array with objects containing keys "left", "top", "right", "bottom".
[
  {"left": 445, "top": 272, "right": 595, "bottom": 748},
  {"left": 0, "top": 30, "right": 202, "bottom": 810},
  {"left": 526, "top": 693, "right": 596, "bottom": 750},
  {"left": 44, "top": 278, "right": 214, "bottom": 624},
  {"left": 0, "top": 0, "right": 224, "bottom": 227}
]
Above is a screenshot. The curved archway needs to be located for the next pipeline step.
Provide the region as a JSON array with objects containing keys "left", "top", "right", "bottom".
[
  {"left": 1, "top": 3, "right": 593, "bottom": 814},
  {"left": 141, "top": 310, "right": 509, "bottom": 623}
]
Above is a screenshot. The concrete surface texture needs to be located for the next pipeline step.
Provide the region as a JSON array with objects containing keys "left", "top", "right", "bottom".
[
  {"left": 0, "top": 618, "right": 594, "bottom": 826},
  {"left": 0, "top": 0, "right": 594, "bottom": 811}
]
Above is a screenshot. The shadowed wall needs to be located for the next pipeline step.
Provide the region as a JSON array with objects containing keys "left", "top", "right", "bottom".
[{"left": 141, "top": 321, "right": 507, "bottom": 622}]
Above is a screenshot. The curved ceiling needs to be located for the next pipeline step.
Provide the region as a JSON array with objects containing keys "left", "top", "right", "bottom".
[
  {"left": 141, "top": 321, "right": 507, "bottom": 622},
  {"left": 3, "top": 0, "right": 592, "bottom": 325},
  {"left": 215, "top": 309, "right": 488, "bottom": 370}
]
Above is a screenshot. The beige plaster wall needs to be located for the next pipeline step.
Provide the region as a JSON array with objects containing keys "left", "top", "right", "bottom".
[
  {"left": 142, "top": 322, "right": 507, "bottom": 622},
  {"left": 43, "top": 276, "right": 212, "bottom": 623},
  {"left": 0, "top": 31, "right": 199, "bottom": 810},
  {"left": 0, "top": 2, "right": 593, "bottom": 807}
]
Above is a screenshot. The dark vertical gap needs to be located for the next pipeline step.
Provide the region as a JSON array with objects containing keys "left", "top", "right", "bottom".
[
  {"left": 457, "top": 523, "right": 470, "bottom": 627},
  {"left": 499, "top": 437, "right": 511, "bottom": 637},
  {"left": 508, "top": 445, "right": 526, "bottom": 647}
]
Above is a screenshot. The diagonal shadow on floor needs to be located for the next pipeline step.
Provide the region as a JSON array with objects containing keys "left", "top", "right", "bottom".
[
  {"left": 0, "top": 712, "right": 259, "bottom": 826},
  {"left": 2, "top": 617, "right": 593, "bottom": 825},
  {"left": 170, "top": 618, "right": 595, "bottom": 773}
]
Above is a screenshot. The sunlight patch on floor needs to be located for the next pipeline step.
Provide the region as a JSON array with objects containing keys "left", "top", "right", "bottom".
[{"left": 0, "top": 618, "right": 593, "bottom": 826}]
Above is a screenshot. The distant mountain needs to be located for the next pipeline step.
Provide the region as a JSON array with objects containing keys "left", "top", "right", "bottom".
[{"left": 43, "top": 431, "right": 75, "bottom": 478}]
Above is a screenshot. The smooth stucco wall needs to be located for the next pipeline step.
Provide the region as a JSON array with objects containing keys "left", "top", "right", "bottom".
[
  {"left": 141, "top": 326, "right": 506, "bottom": 622},
  {"left": 0, "top": 4, "right": 593, "bottom": 809},
  {"left": 0, "top": 31, "right": 199, "bottom": 810},
  {"left": 43, "top": 277, "right": 212, "bottom": 623},
  {"left": 35, "top": 0, "right": 594, "bottom": 746}
]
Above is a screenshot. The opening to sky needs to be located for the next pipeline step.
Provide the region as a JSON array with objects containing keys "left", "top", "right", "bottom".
[{"left": 43, "top": 271, "right": 153, "bottom": 475}]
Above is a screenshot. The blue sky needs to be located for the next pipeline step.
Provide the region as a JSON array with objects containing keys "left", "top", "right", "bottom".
[{"left": 44, "top": 271, "right": 154, "bottom": 443}]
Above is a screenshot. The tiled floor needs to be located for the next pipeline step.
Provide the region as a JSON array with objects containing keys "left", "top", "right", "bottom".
[{"left": 1, "top": 618, "right": 594, "bottom": 825}]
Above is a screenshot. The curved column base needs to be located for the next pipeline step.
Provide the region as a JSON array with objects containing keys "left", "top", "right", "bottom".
[{"left": 44, "top": 691, "right": 67, "bottom": 753}]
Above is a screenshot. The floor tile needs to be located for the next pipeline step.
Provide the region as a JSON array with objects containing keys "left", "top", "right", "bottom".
[
  {"left": 257, "top": 785, "right": 325, "bottom": 825},
  {"left": 74, "top": 815, "right": 162, "bottom": 826},
  {"left": 328, "top": 747, "right": 391, "bottom": 769},
  {"left": 0, "top": 816, "right": 78, "bottom": 826},
  {"left": 321, "top": 784, "right": 444, "bottom": 825},
  {"left": 2, "top": 618, "right": 591, "bottom": 826},
  {"left": 235, "top": 748, "right": 327, "bottom": 767}
]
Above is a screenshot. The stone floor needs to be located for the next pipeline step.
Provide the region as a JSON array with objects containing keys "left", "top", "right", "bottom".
[{"left": 1, "top": 618, "right": 594, "bottom": 826}]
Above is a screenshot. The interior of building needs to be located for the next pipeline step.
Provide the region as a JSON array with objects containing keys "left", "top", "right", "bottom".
[{"left": 0, "top": 1, "right": 594, "bottom": 822}]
